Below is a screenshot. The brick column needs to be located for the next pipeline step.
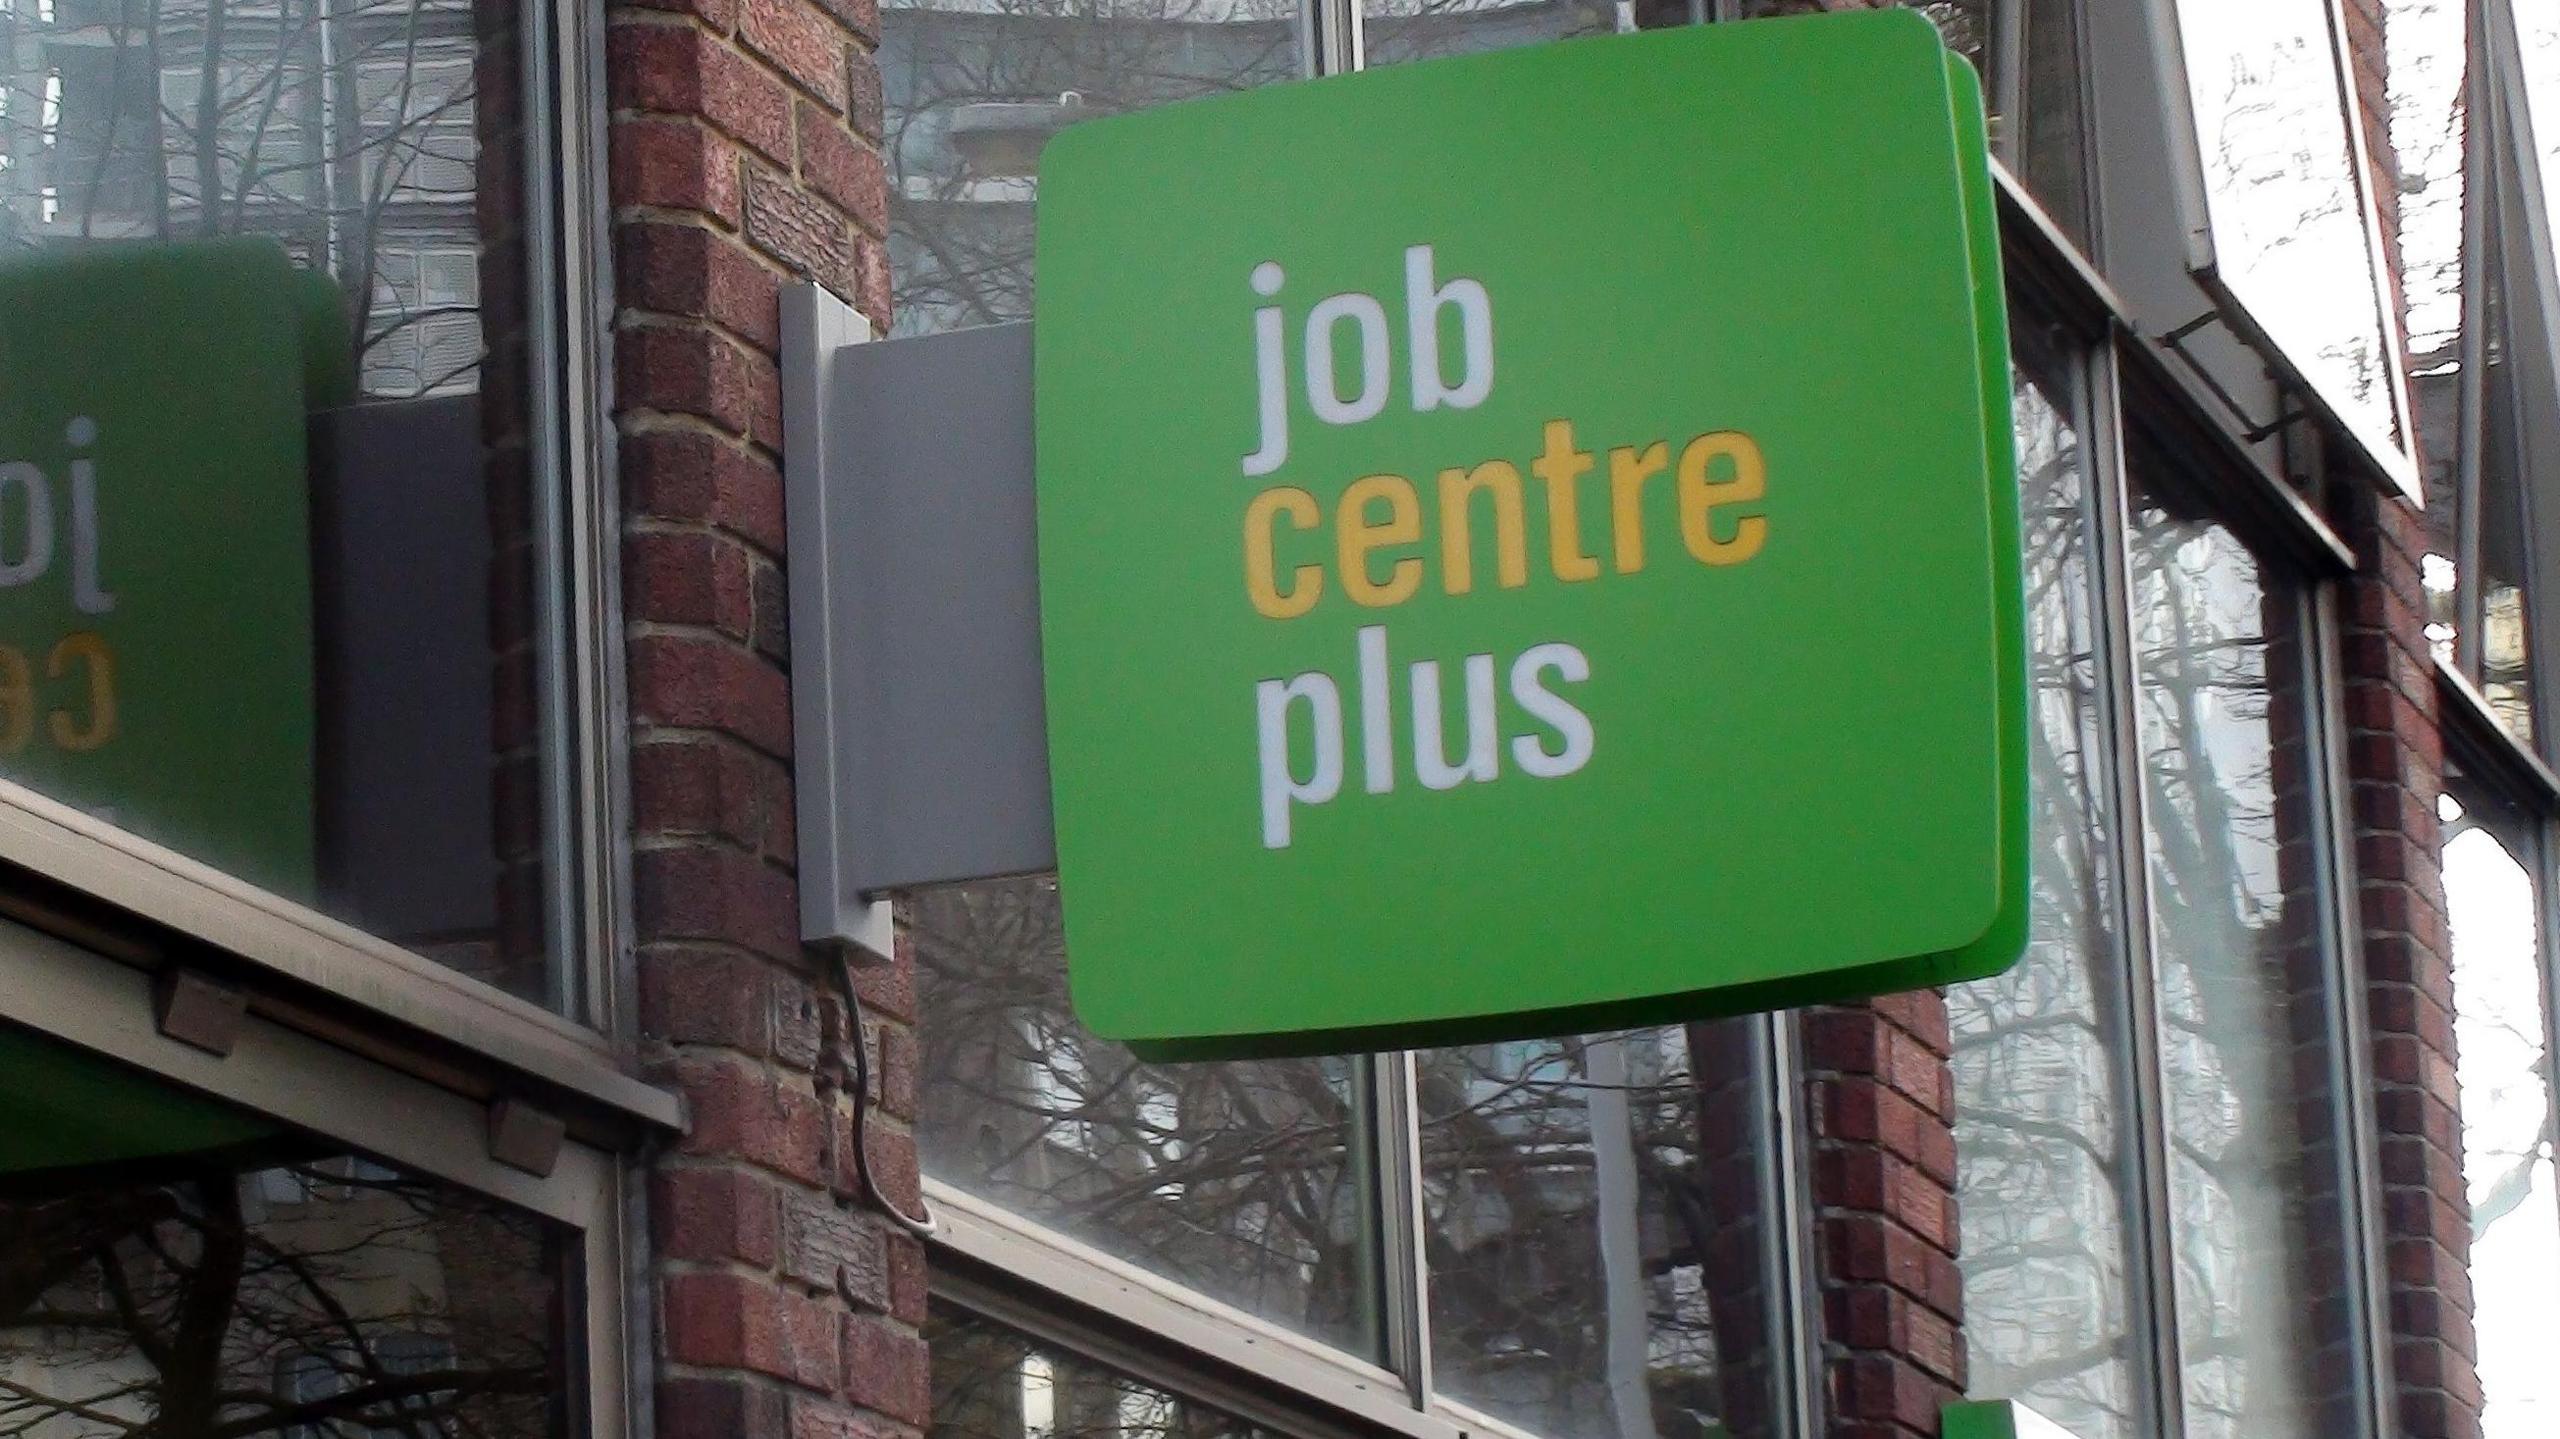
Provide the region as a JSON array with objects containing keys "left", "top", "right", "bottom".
[
  {"left": 605, "top": 0, "right": 924, "bottom": 1432},
  {"left": 2337, "top": 5, "right": 2481, "bottom": 1436},
  {"left": 2344, "top": 490, "right": 2479, "bottom": 1439},
  {"left": 1806, "top": 994, "right": 1965, "bottom": 1439}
]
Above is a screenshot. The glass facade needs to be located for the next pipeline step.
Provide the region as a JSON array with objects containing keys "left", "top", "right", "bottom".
[
  {"left": 881, "top": 0, "right": 1307, "bottom": 338},
  {"left": 1417, "top": 1023, "right": 1783, "bottom": 1439},
  {"left": 1949, "top": 330, "right": 2137, "bottom": 1439},
  {"left": 2129, "top": 479, "right": 2352, "bottom": 1439},
  {"left": 929, "top": 1307, "right": 1276, "bottom": 1439},
  {"left": 0, "top": 1025, "right": 572, "bottom": 1439},
  {"left": 10, "top": 6, "right": 2560, "bottom": 1439},
  {"left": 915, "top": 878, "right": 1381, "bottom": 1358},
  {"left": 0, "top": 0, "right": 595, "bottom": 1014}
]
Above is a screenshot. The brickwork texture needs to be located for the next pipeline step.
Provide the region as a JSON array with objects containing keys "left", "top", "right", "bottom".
[{"left": 605, "top": 0, "right": 925, "bottom": 1431}]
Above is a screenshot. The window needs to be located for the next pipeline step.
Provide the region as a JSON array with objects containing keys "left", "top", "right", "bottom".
[
  {"left": 2129, "top": 467, "right": 2363, "bottom": 1439},
  {"left": 2437, "top": 776, "right": 2560, "bottom": 1437},
  {"left": 915, "top": 881, "right": 1807, "bottom": 1439},
  {"left": 1949, "top": 323, "right": 2139, "bottom": 1439},
  {"left": 1416, "top": 1023, "right": 1791, "bottom": 1439},
  {"left": 915, "top": 879, "right": 1381, "bottom": 1360},
  {"left": 1952, "top": 313, "right": 2381, "bottom": 1437},
  {"left": 0, "top": 0, "right": 615, "bottom": 1018},
  {"left": 0, "top": 1015, "right": 610, "bottom": 1439},
  {"left": 2423, "top": 0, "right": 2559, "bottom": 758},
  {"left": 2428, "top": 16, "right": 2560, "bottom": 1426}
]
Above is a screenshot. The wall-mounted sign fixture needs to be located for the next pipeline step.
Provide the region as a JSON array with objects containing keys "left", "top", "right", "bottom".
[
  {"left": 1036, "top": 11, "right": 2022, "bottom": 1057},
  {"left": 784, "top": 10, "right": 2025, "bottom": 1060}
]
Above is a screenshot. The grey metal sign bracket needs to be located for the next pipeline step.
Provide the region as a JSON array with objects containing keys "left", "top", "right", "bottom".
[{"left": 782, "top": 284, "right": 1055, "bottom": 950}]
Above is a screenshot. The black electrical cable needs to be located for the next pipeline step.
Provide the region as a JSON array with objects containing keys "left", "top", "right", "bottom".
[{"left": 834, "top": 946, "right": 937, "bottom": 1237}]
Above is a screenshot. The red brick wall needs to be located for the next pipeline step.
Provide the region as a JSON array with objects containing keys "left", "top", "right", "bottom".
[
  {"left": 606, "top": 0, "right": 926, "bottom": 1431},
  {"left": 1805, "top": 995, "right": 1964, "bottom": 1439},
  {"left": 2347, "top": 492, "right": 2478, "bottom": 1439},
  {"left": 2337, "top": 4, "right": 2481, "bottom": 1437}
]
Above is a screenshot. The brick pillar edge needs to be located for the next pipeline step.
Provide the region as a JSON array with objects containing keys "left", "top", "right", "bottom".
[{"left": 603, "top": 0, "right": 928, "bottom": 1431}]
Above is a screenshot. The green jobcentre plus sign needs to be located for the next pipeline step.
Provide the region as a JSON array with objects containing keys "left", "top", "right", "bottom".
[{"left": 1034, "top": 10, "right": 2024, "bottom": 1059}]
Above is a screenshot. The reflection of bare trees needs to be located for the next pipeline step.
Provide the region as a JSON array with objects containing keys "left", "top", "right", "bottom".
[
  {"left": 0, "top": 1165, "right": 557, "bottom": 1439},
  {"left": 1951, "top": 364, "right": 2140, "bottom": 1439},
  {"left": 913, "top": 879, "right": 1375, "bottom": 1355},
  {"left": 1953, "top": 356, "right": 2362, "bottom": 1439},
  {"left": 914, "top": 880, "right": 1778, "bottom": 1439},
  {"left": 878, "top": 0, "right": 1633, "bottom": 340},
  {"left": 0, "top": 0, "right": 486, "bottom": 395},
  {"left": 1418, "top": 1028, "right": 1771, "bottom": 1439},
  {"left": 881, "top": 0, "right": 1298, "bottom": 336},
  {"left": 2127, "top": 488, "right": 2347, "bottom": 1439}
]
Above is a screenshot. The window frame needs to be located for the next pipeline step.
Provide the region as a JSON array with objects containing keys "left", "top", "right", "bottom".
[
  {"left": 0, "top": 0, "right": 655, "bottom": 1427},
  {"left": 1947, "top": 150, "right": 2392, "bottom": 1439},
  {"left": 0, "top": 899, "right": 645, "bottom": 1439},
  {"left": 922, "top": 1010, "right": 1820, "bottom": 1439},
  {"left": 2131, "top": 0, "right": 2423, "bottom": 501},
  {"left": 2435, "top": 0, "right": 2560, "bottom": 780}
]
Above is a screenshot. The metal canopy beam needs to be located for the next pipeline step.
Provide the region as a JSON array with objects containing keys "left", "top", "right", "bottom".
[{"left": 784, "top": 287, "right": 1053, "bottom": 947}]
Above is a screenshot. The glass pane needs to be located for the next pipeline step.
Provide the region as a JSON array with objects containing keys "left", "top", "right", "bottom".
[
  {"left": 1418, "top": 1021, "right": 1785, "bottom": 1439},
  {"left": 914, "top": 877, "right": 1383, "bottom": 1360},
  {"left": 2440, "top": 791, "right": 2560, "bottom": 1438},
  {"left": 2421, "top": 155, "right": 2536, "bottom": 743},
  {"left": 0, "top": 1028, "right": 571, "bottom": 1439},
  {"left": 2168, "top": 0, "right": 2406, "bottom": 459},
  {"left": 882, "top": 0, "right": 1307, "bottom": 337},
  {"left": 0, "top": 0, "right": 584, "bottom": 1011},
  {"left": 1950, "top": 333, "right": 2137, "bottom": 1439},
  {"left": 2478, "top": 217, "right": 2535, "bottom": 743},
  {"left": 2385, "top": 0, "right": 2464, "bottom": 364},
  {"left": 928, "top": 1304, "right": 1281, "bottom": 1439},
  {"left": 1360, "top": 0, "right": 1620, "bottom": 69},
  {"left": 2128, "top": 478, "right": 2355, "bottom": 1439}
]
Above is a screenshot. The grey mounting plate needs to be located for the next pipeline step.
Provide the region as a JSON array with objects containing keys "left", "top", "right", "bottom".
[{"left": 782, "top": 284, "right": 1055, "bottom": 951}]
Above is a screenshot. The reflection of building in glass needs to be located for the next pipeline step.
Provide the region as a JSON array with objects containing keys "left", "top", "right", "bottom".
[
  {"left": 0, "top": 1162, "right": 558, "bottom": 1439},
  {"left": 880, "top": 0, "right": 1613, "bottom": 339},
  {"left": 0, "top": 0, "right": 482, "bottom": 396}
]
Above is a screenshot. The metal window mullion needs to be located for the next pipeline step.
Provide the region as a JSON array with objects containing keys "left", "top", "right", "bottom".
[
  {"left": 1989, "top": 0, "right": 2026, "bottom": 172},
  {"left": 2308, "top": 580, "right": 2397, "bottom": 1439},
  {"left": 1760, "top": 1011, "right": 1822, "bottom": 1439},
  {"left": 521, "top": 0, "right": 629, "bottom": 1033},
  {"left": 2456, "top": 0, "right": 2492, "bottom": 682},
  {"left": 567, "top": 0, "right": 637, "bottom": 1043},
  {"left": 1371, "top": 1048, "right": 1435, "bottom": 1411},
  {"left": 1304, "top": 0, "right": 1361, "bottom": 77},
  {"left": 2090, "top": 331, "right": 2189, "bottom": 1439}
]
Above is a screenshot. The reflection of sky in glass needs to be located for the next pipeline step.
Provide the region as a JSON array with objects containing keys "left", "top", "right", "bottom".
[
  {"left": 1953, "top": 367, "right": 2137, "bottom": 1439},
  {"left": 2173, "top": 0, "right": 2399, "bottom": 446},
  {"left": 2387, "top": 0, "right": 2465, "bottom": 362},
  {"left": 2443, "top": 816, "right": 2560, "bottom": 1439}
]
